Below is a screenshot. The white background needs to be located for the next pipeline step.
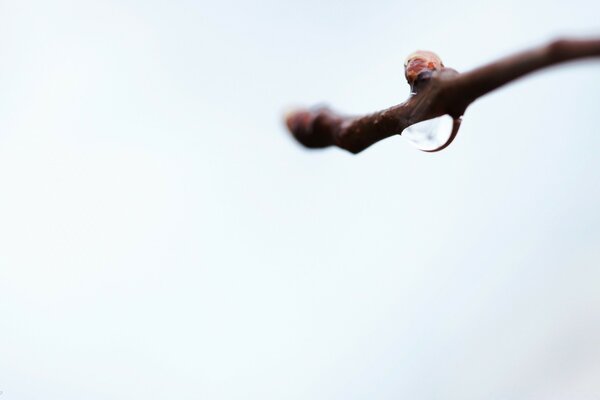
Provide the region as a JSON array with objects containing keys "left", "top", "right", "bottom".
[{"left": 1, "top": 0, "right": 600, "bottom": 399}]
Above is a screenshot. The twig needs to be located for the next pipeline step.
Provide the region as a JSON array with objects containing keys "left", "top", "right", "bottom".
[{"left": 284, "top": 38, "right": 600, "bottom": 154}]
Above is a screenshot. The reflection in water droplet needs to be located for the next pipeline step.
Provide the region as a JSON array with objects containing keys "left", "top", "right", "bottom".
[{"left": 401, "top": 115, "right": 455, "bottom": 151}]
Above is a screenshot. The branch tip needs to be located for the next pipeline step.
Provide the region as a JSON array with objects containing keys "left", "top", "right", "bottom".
[{"left": 284, "top": 37, "right": 600, "bottom": 154}]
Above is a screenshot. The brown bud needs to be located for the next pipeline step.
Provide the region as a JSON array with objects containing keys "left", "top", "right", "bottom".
[{"left": 404, "top": 50, "right": 444, "bottom": 87}]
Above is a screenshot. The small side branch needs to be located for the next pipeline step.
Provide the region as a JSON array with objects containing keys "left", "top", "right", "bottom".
[{"left": 285, "top": 37, "right": 600, "bottom": 154}]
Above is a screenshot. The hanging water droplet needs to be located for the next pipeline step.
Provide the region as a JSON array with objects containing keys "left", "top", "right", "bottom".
[{"left": 401, "top": 115, "right": 458, "bottom": 152}]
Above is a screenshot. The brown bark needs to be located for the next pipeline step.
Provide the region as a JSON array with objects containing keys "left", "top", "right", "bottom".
[{"left": 285, "top": 38, "right": 600, "bottom": 154}]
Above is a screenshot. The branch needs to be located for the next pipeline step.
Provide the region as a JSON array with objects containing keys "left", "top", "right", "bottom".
[{"left": 285, "top": 37, "right": 600, "bottom": 154}]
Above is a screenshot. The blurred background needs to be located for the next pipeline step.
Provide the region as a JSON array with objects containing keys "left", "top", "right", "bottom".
[{"left": 1, "top": 0, "right": 599, "bottom": 399}]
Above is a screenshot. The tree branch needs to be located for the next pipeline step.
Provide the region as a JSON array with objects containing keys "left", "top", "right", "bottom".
[{"left": 285, "top": 37, "right": 600, "bottom": 154}]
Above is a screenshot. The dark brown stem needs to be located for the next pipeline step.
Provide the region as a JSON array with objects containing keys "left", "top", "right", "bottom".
[{"left": 285, "top": 37, "right": 600, "bottom": 154}]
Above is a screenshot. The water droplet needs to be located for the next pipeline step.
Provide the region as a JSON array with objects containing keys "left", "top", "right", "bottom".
[{"left": 401, "top": 115, "right": 458, "bottom": 152}]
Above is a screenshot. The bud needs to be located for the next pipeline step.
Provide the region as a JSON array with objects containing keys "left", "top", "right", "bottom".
[{"left": 404, "top": 50, "right": 444, "bottom": 93}]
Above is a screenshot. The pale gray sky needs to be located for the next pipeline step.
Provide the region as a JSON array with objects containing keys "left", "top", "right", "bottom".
[{"left": 1, "top": 1, "right": 599, "bottom": 399}]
